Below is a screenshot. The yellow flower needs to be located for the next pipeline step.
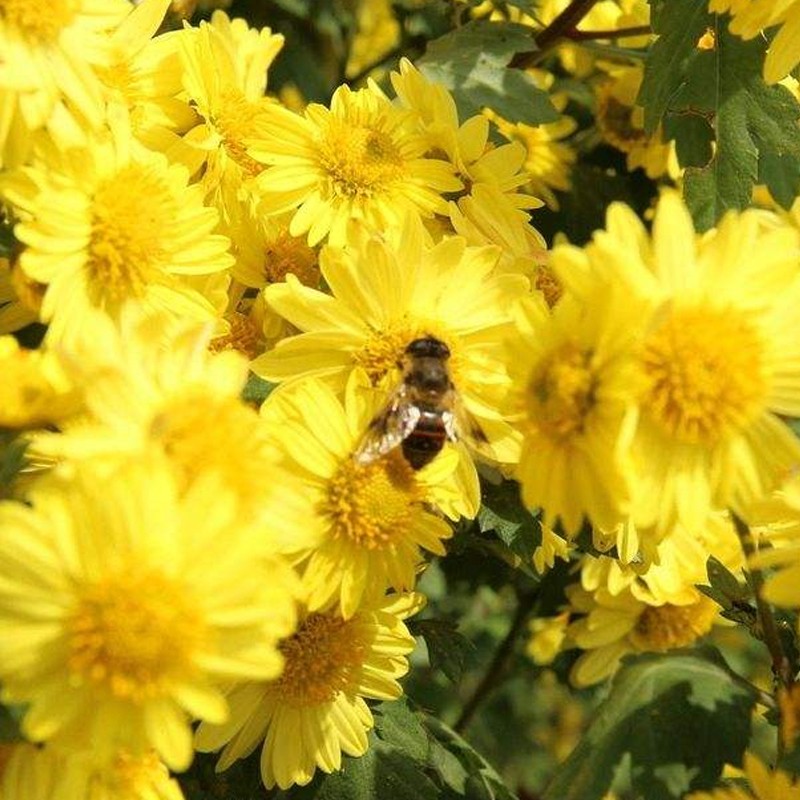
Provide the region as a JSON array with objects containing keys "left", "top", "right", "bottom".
[
  {"left": 1, "top": 121, "right": 233, "bottom": 341},
  {"left": 575, "top": 193, "right": 800, "bottom": 533},
  {"left": 0, "top": 0, "right": 129, "bottom": 167},
  {"left": 507, "top": 286, "right": 641, "bottom": 536},
  {"left": 533, "top": 524, "right": 572, "bottom": 574},
  {"left": 261, "top": 374, "right": 471, "bottom": 617},
  {"left": 0, "top": 453, "right": 297, "bottom": 770},
  {"left": 686, "top": 752, "right": 800, "bottom": 800},
  {"left": 711, "top": 0, "right": 800, "bottom": 83},
  {"left": 0, "top": 336, "right": 78, "bottom": 429},
  {"left": 31, "top": 311, "right": 290, "bottom": 528},
  {"left": 594, "top": 64, "right": 679, "bottom": 180},
  {"left": 345, "top": 0, "right": 401, "bottom": 79},
  {"left": 526, "top": 612, "right": 570, "bottom": 665},
  {"left": 1, "top": 744, "right": 184, "bottom": 800},
  {"left": 566, "top": 580, "right": 720, "bottom": 686},
  {"left": 250, "top": 77, "right": 463, "bottom": 246},
  {"left": 195, "top": 592, "right": 423, "bottom": 790},
  {"left": 252, "top": 220, "right": 526, "bottom": 466},
  {"left": 176, "top": 11, "right": 285, "bottom": 224},
  {"left": 0, "top": 258, "right": 37, "bottom": 334}
]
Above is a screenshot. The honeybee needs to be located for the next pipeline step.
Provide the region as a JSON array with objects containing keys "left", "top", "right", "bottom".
[{"left": 354, "top": 335, "right": 490, "bottom": 470}]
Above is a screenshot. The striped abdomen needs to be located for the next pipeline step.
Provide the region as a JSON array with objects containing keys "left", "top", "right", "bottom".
[{"left": 401, "top": 409, "right": 447, "bottom": 470}]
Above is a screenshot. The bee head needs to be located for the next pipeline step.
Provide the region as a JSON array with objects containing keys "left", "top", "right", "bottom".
[{"left": 405, "top": 336, "right": 450, "bottom": 360}]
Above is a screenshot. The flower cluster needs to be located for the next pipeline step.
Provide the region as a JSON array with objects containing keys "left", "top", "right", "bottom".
[{"left": 2, "top": 0, "right": 800, "bottom": 798}]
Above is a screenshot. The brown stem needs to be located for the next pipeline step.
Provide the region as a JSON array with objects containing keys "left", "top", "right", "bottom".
[
  {"left": 453, "top": 589, "right": 538, "bottom": 733},
  {"left": 732, "top": 513, "right": 792, "bottom": 688},
  {"left": 567, "top": 24, "right": 652, "bottom": 40},
  {"left": 509, "top": 0, "right": 599, "bottom": 69}
]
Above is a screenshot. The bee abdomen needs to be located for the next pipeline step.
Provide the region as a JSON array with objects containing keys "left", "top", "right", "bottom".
[{"left": 402, "top": 411, "right": 446, "bottom": 470}]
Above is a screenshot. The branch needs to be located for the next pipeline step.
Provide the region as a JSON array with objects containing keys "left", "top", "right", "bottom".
[
  {"left": 567, "top": 24, "right": 651, "bottom": 40},
  {"left": 453, "top": 589, "right": 539, "bottom": 733}
]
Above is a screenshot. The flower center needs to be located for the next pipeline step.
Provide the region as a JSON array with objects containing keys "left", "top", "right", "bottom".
[
  {"left": 86, "top": 166, "right": 173, "bottom": 308},
  {"left": 208, "top": 313, "right": 264, "bottom": 360},
  {"left": 0, "top": 0, "right": 77, "bottom": 42},
  {"left": 640, "top": 307, "right": 767, "bottom": 444},
  {"left": 630, "top": 596, "right": 717, "bottom": 651},
  {"left": 325, "top": 450, "right": 420, "bottom": 549},
  {"left": 68, "top": 568, "right": 205, "bottom": 701},
  {"left": 318, "top": 115, "right": 406, "bottom": 198},
  {"left": 277, "top": 612, "right": 367, "bottom": 706},
  {"left": 262, "top": 231, "right": 319, "bottom": 285},
  {"left": 528, "top": 343, "right": 596, "bottom": 441},
  {"left": 149, "top": 393, "right": 276, "bottom": 515},
  {"left": 212, "top": 91, "right": 268, "bottom": 177},
  {"left": 96, "top": 750, "right": 175, "bottom": 798},
  {"left": 596, "top": 89, "right": 645, "bottom": 153},
  {"left": 534, "top": 265, "right": 563, "bottom": 308}
]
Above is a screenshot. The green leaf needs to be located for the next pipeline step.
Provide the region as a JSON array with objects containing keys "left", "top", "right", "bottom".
[
  {"left": 374, "top": 698, "right": 431, "bottom": 764},
  {"left": 240, "top": 373, "right": 276, "bottom": 406},
  {"left": 542, "top": 647, "right": 757, "bottom": 800},
  {"left": 0, "top": 217, "right": 14, "bottom": 258},
  {"left": 410, "top": 618, "right": 475, "bottom": 683},
  {"left": 640, "top": 3, "right": 800, "bottom": 230},
  {"left": 418, "top": 21, "right": 559, "bottom": 125},
  {"left": 663, "top": 112, "right": 714, "bottom": 168},
  {"left": 0, "top": 434, "right": 28, "bottom": 498},
  {"left": 478, "top": 479, "right": 541, "bottom": 568},
  {"left": 0, "top": 704, "right": 24, "bottom": 743}
]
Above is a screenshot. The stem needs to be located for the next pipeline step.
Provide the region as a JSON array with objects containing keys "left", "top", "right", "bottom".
[
  {"left": 732, "top": 513, "right": 793, "bottom": 688},
  {"left": 453, "top": 590, "right": 538, "bottom": 733},
  {"left": 509, "top": 0, "right": 599, "bottom": 69},
  {"left": 567, "top": 24, "right": 652, "bottom": 40}
]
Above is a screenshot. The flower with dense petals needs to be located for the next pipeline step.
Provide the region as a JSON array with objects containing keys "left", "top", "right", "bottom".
[
  {"left": 195, "top": 592, "right": 422, "bottom": 790},
  {"left": 250, "top": 79, "right": 462, "bottom": 246},
  {"left": 0, "top": 454, "right": 297, "bottom": 770},
  {"left": 261, "top": 374, "right": 474, "bottom": 617},
  {"left": 1, "top": 123, "right": 233, "bottom": 341}
]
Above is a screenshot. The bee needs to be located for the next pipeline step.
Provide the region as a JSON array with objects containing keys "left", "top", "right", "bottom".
[{"left": 354, "top": 335, "right": 490, "bottom": 470}]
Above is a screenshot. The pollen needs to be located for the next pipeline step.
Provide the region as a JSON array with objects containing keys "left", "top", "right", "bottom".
[
  {"left": 209, "top": 312, "right": 264, "bottom": 360},
  {"left": 85, "top": 166, "right": 172, "bottom": 308},
  {"left": 325, "top": 450, "right": 421, "bottom": 549},
  {"left": 0, "top": 0, "right": 77, "bottom": 42},
  {"left": 630, "top": 596, "right": 717, "bottom": 652},
  {"left": 212, "top": 91, "right": 268, "bottom": 177},
  {"left": 640, "top": 307, "right": 767, "bottom": 444},
  {"left": 277, "top": 612, "right": 366, "bottom": 706},
  {"left": 317, "top": 115, "right": 406, "bottom": 198},
  {"left": 68, "top": 568, "right": 206, "bottom": 701},
  {"left": 262, "top": 231, "right": 319, "bottom": 285},
  {"left": 149, "top": 393, "right": 275, "bottom": 514},
  {"left": 528, "top": 342, "right": 596, "bottom": 442}
]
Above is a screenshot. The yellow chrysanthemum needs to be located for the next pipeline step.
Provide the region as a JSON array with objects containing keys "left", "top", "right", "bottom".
[
  {"left": 711, "top": 0, "right": 800, "bottom": 83},
  {"left": 0, "top": 257, "right": 37, "bottom": 333},
  {"left": 0, "top": 121, "right": 233, "bottom": 341},
  {"left": 526, "top": 612, "right": 570, "bottom": 665},
  {"left": 533, "top": 524, "right": 572, "bottom": 575},
  {"left": 250, "top": 76, "right": 463, "bottom": 246},
  {"left": 391, "top": 59, "right": 537, "bottom": 211},
  {"left": 594, "top": 64, "right": 679, "bottom": 180},
  {"left": 686, "top": 752, "right": 800, "bottom": 800},
  {"left": 195, "top": 592, "right": 422, "bottom": 790},
  {"left": 0, "top": 454, "right": 297, "bottom": 770},
  {"left": 252, "top": 220, "right": 526, "bottom": 466},
  {"left": 1, "top": 744, "right": 184, "bottom": 800},
  {"left": 30, "top": 311, "right": 293, "bottom": 529},
  {"left": 0, "top": 336, "right": 78, "bottom": 429},
  {"left": 566, "top": 579, "right": 720, "bottom": 686},
  {"left": 345, "top": 0, "right": 401, "bottom": 79},
  {"left": 567, "top": 192, "right": 800, "bottom": 533},
  {"left": 0, "top": 0, "right": 129, "bottom": 167},
  {"left": 176, "top": 11, "right": 284, "bottom": 224},
  {"left": 261, "top": 374, "right": 474, "bottom": 617},
  {"left": 507, "top": 286, "right": 641, "bottom": 536}
]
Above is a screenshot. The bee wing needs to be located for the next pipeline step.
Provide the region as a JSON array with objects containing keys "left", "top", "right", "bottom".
[
  {"left": 354, "top": 387, "right": 421, "bottom": 465},
  {"left": 450, "top": 392, "right": 495, "bottom": 459}
]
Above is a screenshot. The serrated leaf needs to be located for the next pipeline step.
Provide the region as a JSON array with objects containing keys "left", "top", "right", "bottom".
[
  {"left": 542, "top": 647, "right": 757, "bottom": 800},
  {"left": 703, "top": 556, "right": 749, "bottom": 604},
  {"left": 410, "top": 618, "right": 475, "bottom": 683},
  {"left": 664, "top": 112, "right": 714, "bottom": 168},
  {"left": 478, "top": 480, "right": 541, "bottom": 567},
  {"left": 374, "top": 699, "right": 431, "bottom": 763},
  {"left": 418, "top": 21, "right": 559, "bottom": 125},
  {"left": 240, "top": 373, "right": 276, "bottom": 406},
  {"left": 640, "top": 4, "right": 800, "bottom": 230}
]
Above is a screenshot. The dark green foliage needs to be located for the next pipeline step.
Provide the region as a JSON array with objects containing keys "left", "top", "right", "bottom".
[
  {"left": 640, "top": 1, "right": 800, "bottom": 229},
  {"left": 542, "top": 648, "right": 757, "bottom": 800},
  {"left": 241, "top": 373, "right": 276, "bottom": 406},
  {"left": 419, "top": 21, "right": 559, "bottom": 125},
  {"left": 411, "top": 617, "right": 475, "bottom": 683}
]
